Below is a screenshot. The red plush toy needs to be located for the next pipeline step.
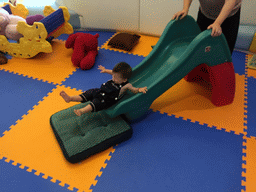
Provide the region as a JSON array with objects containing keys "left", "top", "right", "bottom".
[{"left": 65, "top": 33, "right": 99, "bottom": 70}]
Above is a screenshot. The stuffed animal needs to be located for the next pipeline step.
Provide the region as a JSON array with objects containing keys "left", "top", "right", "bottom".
[
  {"left": 0, "top": 8, "right": 26, "bottom": 41},
  {"left": 65, "top": 32, "right": 99, "bottom": 70},
  {"left": 26, "top": 14, "right": 44, "bottom": 25}
]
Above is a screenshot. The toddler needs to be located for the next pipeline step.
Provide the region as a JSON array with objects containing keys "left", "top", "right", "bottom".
[{"left": 60, "top": 62, "right": 147, "bottom": 116}]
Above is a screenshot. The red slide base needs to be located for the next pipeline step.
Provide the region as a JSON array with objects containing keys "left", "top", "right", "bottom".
[{"left": 184, "top": 62, "right": 235, "bottom": 107}]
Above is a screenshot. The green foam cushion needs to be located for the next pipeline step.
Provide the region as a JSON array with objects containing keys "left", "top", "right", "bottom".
[{"left": 50, "top": 102, "right": 132, "bottom": 163}]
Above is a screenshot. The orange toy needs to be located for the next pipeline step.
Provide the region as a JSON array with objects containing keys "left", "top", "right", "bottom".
[{"left": 65, "top": 32, "right": 99, "bottom": 70}]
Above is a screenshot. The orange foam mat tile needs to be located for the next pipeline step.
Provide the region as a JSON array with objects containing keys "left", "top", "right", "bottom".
[
  {"left": 0, "top": 85, "right": 115, "bottom": 192},
  {"left": 242, "top": 136, "right": 256, "bottom": 192},
  {"left": 150, "top": 74, "right": 246, "bottom": 135},
  {"left": 247, "top": 54, "right": 256, "bottom": 78},
  {"left": 0, "top": 40, "right": 77, "bottom": 84},
  {"left": 101, "top": 32, "right": 160, "bottom": 57}
]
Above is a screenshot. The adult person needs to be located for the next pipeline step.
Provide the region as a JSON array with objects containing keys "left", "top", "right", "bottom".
[{"left": 172, "top": 0, "right": 242, "bottom": 54}]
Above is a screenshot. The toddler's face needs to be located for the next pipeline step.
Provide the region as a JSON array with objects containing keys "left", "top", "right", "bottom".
[{"left": 112, "top": 72, "right": 127, "bottom": 84}]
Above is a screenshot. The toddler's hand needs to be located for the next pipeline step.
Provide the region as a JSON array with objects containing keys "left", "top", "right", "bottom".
[
  {"left": 98, "top": 65, "right": 106, "bottom": 73},
  {"left": 139, "top": 87, "right": 148, "bottom": 94}
]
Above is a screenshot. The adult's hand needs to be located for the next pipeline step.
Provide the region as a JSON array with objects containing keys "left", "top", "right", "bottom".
[
  {"left": 172, "top": 9, "right": 188, "bottom": 20},
  {"left": 207, "top": 22, "right": 222, "bottom": 37}
]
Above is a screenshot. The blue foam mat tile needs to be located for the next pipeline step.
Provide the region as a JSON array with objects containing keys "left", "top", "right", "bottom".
[
  {"left": 0, "top": 158, "right": 73, "bottom": 192},
  {"left": 245, "top": 76, "right": 256, "bottom": 138},
  {"left": 62, "top": 49, "right": 145, "bottom": 91},
  {"left": 91, "top": 110, "right": 244, "bottom": 192},
  {"left": 232, "top": 50, "right": 246, "bottom": 75},
  {"left": 0, "top": 70, "right": 56, "bottom": 136},
  {"left": 56, "top": 30, "right": 116, "bottom": 47}
]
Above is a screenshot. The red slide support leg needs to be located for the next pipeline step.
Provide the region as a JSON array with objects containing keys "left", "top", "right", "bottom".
[{"left": 184, "top": 62, "right": 235, "bottom": 107}]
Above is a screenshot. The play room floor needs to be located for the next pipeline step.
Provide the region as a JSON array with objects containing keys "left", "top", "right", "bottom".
[{"left": 0, "top": 30, "right": 256, "bottom": 192}]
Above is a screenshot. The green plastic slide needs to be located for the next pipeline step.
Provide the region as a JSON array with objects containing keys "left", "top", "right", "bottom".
[{"left": 104, "top": 15, "right": 232, "bottom": 120}]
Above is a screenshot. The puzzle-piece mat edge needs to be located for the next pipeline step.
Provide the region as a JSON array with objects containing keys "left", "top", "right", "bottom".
[
  {"left": 150, "top": 73, "right": 247, "bottom": 136},
  {"left": 0, "top": 85, "right": 117, "bottom": 192},
  {"left": 0, "top": 51, "right": 250, "bottom": 192},
  {"left": 0, "top": 39, "right": 77, "bottom": 85},
  {"left": 0, "top": 67, "right": 58, "bottom": 85},
  {"left": 90, "top": 109, "right": 246, "bottom": 192},
  {"left": 89, "top": 150, "right": 117, "bottom": 190},
  {"left": 0, "top": 70, "right": 57, "bottom": 137},
  {"left": 243, "top": 56, "right": 256, "bottom": 139},
  {"left": 0, "top": 86, "right": 250, "bottom": 192},
  {"left": 0, "top": 155, "right": 80, "bottom": 192},
  {"left": 241, "top": 136, "right": 256, "bottom": 192},
  {"left": 0, "top": 152, "right": 115, "bottom": 192},
  {"left": 244, "top": 61, "right": 249, "bottom": 138},
  {"left": 48, "top": 39, "right": 79, "bottom": 85},
  {"left": 1, "top": 85, "right": 58, "bottom": 137},
  {"left": 151, "top": 109, "right": 246, "bottom": 137}
]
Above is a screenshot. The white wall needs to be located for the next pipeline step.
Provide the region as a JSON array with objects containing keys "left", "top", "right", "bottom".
[
  {"left": 240, "top": 0, "right": 256, "bottom": 25},
  {"left": 56, "top": 0, "right": 256, "bottom": 36},
  {"left": 140, "top": 0, "right": 256, "bottom": 36},
  {"left": 139, "top": 0, "right": 200, "bottom": 36},
  {"left": 57, "top": 0, "right": 140, "bottom": 32}
]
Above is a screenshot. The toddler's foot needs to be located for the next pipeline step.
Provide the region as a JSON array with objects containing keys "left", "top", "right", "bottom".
[
  {"left": 74, "top": 109, "right": 83, "bottom": 116},
  {"left": 60, "top": 91, "right": 71, "bottom": 103}
]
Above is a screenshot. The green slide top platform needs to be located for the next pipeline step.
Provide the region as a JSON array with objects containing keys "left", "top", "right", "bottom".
[{"left": 104, "top": 15, "right": 232, "bottom": 120}]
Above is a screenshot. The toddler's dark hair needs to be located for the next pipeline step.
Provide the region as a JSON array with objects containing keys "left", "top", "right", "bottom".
[{"left": 113, "top": 62, "right": 132, "bottom": 79}]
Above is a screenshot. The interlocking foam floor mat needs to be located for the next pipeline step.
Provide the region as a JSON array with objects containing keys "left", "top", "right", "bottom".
[
  {"left": 0, "top": 40, "right": 76, "bottom": 85},
  {"left": 0, "top": 70, "right": 56, "bottom": 136},
  {"left": 1, "top": 31, "right": 256, "bottom": 192},
  {"left": 150, "top": 74, "right": 246, "bottom": 135},
  {"left": 0, "top": 85, "right": 116, "bottom": 192},
  {"left": 91, "top": 111, "right": 245, "bottom": 192}
]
